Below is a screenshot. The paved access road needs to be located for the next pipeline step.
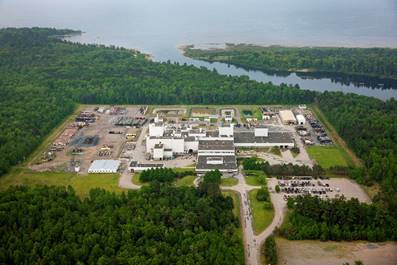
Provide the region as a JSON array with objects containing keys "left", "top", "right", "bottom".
[{"left": 221, "top": 173, "right": 286, "bottom": 265}]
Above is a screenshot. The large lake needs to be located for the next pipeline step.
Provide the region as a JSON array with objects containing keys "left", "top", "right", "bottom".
[{"left": 1, "top": 0, "right": 397, "bottom": 100}]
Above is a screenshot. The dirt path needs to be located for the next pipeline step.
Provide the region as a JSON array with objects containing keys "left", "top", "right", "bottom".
[{"left": 118, "top": 168, "right": 141, "bottom": 189}]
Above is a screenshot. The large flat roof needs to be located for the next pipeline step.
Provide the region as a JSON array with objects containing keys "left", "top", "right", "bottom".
[
  {"left": 279, "top": 110, "right": 296, "bottom": 122},
  {"left": 234, "top": 131, "right": 294, "bottom": 144},
  {"left": 88, "top": 160, "right": 120, "bottom": 172},
  {"left": 196, "top": 155, "right": 237, "bottom": 170},
  {"left": 198, "top": 139, "right": 235, "bottom": 151}
]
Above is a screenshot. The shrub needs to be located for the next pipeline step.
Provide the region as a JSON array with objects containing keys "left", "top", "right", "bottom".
[
  {"left": 256, "top": 188, "right": 269, "bottom": 201},
  {"left": 263, "top": 235, "right": 278, "bottom": 265}
]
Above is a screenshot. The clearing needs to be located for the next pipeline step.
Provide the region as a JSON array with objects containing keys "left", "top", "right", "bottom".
[
  {"left": 307, "top": 145, "right": 349, "bottom": 168},
  {"left": 277, "top": 237, "right": 397, "bottom": 265}
]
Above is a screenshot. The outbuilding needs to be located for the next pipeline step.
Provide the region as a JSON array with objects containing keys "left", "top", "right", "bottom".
[{"left": 279, "top": 110, "right": 297, "bottom": 125}]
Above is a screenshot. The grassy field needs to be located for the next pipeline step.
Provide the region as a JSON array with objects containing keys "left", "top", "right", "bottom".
[
  {"left": 132, "top": 173, "right": 144, "bottom": 186},
  {"left": 175, "top": 175, "right": 196, "bottom": 187},
  {"left": 249, "top": 189, "right": 274, "bottom": 235},
  {"left": 270, "top": 146, "right": 281, "bottom": 157},
  {"left": 221, "top": 177, "right": 239, "bottom": 186},
  {"left": 244, "top": 170, "right": 267, "bottom": 186},
  {"left": 0, "top": 168, "right": 125, "bottom": 197},
  {"left": 307, "top": 145, "right": 349, "bottom": 168},
  {"left": 310, "top": 105, "right": 361, "bottom": 167}
]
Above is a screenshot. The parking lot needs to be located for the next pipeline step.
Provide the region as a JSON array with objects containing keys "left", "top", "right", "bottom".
[{"left": 272, "top": 177, "right": 370, "bottom": 203}]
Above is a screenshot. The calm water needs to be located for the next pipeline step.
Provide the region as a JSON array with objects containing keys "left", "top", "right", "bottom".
[{"left": 1, "top": 0, "right": 397, "bottom": 100}]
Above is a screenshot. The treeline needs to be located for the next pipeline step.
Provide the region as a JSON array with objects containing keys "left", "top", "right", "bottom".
[
  {"left": 280, "top": 195, "right": 397, "bottom": 241},
  {"left": 140, "top": 168, "right": 195, "bottom": 182},
  {"left": 263, "top": 235, "right": 278, "bottom": 265},
  {"left": 243, "top": 157, "right": 324, "bottom": 177},
  {"left": 0, "top": 185, "right": 244, "bottom": 264},
  {"left": 184, "top": 44, "right": 397, "bottom": 79},
  {"left": 0, "top": 27, "right": 316, "bottom": 175}
]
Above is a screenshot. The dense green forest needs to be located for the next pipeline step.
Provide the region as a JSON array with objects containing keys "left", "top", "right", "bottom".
[
  {"left": 281, "top": 195, "right": 397, "bottom": 241},
  {"left": 183, "top": 44, "right": 397, "bottom": 80},
  {"left": 0, "top": 185, "right": 244, "bottom": 264},
  {"left": 0, "top": 27, "right": 316, "bottom": 176}
]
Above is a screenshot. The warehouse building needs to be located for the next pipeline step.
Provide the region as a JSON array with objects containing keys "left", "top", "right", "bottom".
[
  {"left": 88, "top": 160, "right": 121, "bottom": 173},
  {"left": 234, "top": 126, "right": 294, "bottom": 148},
  {"left": 196, "top": 139, "right": 238, "bottom": 174}
]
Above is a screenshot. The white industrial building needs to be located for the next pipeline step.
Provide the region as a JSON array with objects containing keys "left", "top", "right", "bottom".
[
  {"left": 296, "top": 114, "right": 306, "bottom": 125},
  {"left": 88, "top": 160, "right": 121, "bottom": 173},
  {"left": 279, "top": 110, "right": 297, "bottom": 125},
  {"left": 144, "top": 117, "right": 294, "bottom": 174}
]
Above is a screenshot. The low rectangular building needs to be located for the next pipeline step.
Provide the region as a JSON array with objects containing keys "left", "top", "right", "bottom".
[
  {"left": 88, "top": 160, "right": 121, "bottom": 173},
  {"left": 279, "top": 110, "right": 297, "bottom": 125},
  {"left": 196, "top": 155, "right": 238, "bottom": 174},
  {"left": 234, "top": 130, "right": 294, "bottom": 148},
  {"left": 129, "top": 161, "right": 164, "bottom": 172}
]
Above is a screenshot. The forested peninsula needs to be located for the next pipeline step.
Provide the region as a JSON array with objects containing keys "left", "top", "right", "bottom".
[
  {"left": 0, "top": 28, "right": 397, "bottom": 247},
  {"left": 183, "top": 44, "right": 397, "bottom": 80}
]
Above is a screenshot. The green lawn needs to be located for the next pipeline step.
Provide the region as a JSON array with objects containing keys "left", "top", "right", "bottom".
[
  {"left": 270, "top": 146, "right": 281, "bottom": 157},
  {"left": 249, "top": 189, "right": 274, "bottom": 235},
  {"left": 306, "top": 145, "right": 349, "bottom": 168},
  {"left": 221, "top": 177, "right": 239, "bottom": 186},
  {"left": 132, "top": 173, "right": 150, "bottom": 186},
  {"left": 244, "top": 170, "right": 267, "bottom": 186},
  {"left": 253, "top": 106, "right": 263, "bottom": 120},
  {"left": 175, "top": 175, "right": 196, "bottom": 187},
  {"left": 0, "top": 168, "right": 125, "bottom": 197}
]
